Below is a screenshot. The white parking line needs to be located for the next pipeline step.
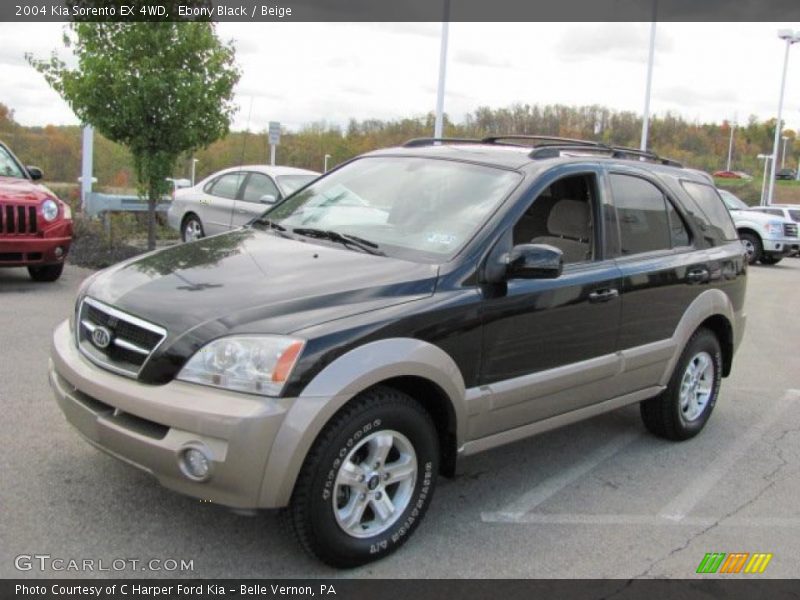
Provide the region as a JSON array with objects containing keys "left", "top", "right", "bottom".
[
  {"left": 482, "top": 512, "right": 800, "bottom": 528},
  {"left": 481, "top": 430, "right": 642, "bottom": 521},
  {"left": 657, "top": 389, "right": 800, "bottom": 521}
]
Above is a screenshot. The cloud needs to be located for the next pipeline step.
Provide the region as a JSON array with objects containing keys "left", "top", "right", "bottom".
[
  {"left": 453, "top": 49, "right": 512, "bottom": 69},
  {"left": 557, "top": 24, "right": 674, "bottom": 64},
  {"left": 657, "top": 85, "right": 739, "bottom": 106}
]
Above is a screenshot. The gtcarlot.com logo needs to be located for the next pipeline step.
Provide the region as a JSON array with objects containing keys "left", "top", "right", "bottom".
[
  {"left": 14, "top": 554, "right": 194, "bottom": 573},
  {"left": 696, "top": 552, "right": 773, "bottom": 574}
]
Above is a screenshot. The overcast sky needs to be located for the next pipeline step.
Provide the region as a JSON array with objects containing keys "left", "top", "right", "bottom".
[{"left": 1, "top": 22, "right": 799, "bottom": 132}]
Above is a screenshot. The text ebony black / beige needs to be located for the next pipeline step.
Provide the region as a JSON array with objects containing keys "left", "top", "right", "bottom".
[{"left": 50, "top": 137, "right": 746, "bottom": 567}]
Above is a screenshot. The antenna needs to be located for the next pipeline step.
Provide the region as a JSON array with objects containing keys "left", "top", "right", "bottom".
[{"left": 228, "top": 96, "right": 254, "bottom": 231}]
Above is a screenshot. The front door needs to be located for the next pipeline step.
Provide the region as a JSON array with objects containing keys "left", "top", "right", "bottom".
[{"left": 475, "top": 171, "right": 622, "bottom": 439}]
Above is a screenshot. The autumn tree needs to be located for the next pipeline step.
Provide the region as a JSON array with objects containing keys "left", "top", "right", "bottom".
[{"left": 28, "top": 21, "right": 240, "bottom": 249}]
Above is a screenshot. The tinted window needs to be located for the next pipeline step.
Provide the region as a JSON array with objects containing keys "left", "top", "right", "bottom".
[
  {"left": 610, "top": 174, "right": 671, "bottom": 255},
  {"left": 209, "top": 173, "right": 245, "bottom": 199},
  {"left": 665, "top": 199, "right": 690, "bottom": 247},
  {"left": 242, "top": 173, "right": 279, "bottom": 203},
  {"left": 0, "top": 145, "right": 26, "bottom": 179},
  {"left": 681, "top": 182, "right": 738, "bottom": 242}
]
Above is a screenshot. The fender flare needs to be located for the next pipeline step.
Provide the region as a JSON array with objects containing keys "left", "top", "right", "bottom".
[
  {"left": 258, "top": 338, "right": 466, "bottom": 507},
  {"left": 659, "top": 287, "right": 737, "bottom": 386}
]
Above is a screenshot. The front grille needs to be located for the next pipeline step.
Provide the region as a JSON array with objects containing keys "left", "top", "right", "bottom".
[
  {"left": 77, "top": 297, "right": 167, "bottom": 378},
  {"left": 784, "top": 222, "right": 798, "bottom": 238},
  {"left": 0, "top": 204, "right": 37, "bottom": 235}
]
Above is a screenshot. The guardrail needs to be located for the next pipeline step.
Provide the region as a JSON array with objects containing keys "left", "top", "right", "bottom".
[{"left": 84, "top": 193, "right": 170, "bottom": 218}]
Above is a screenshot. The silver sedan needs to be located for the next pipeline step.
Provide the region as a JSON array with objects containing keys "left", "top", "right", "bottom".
[{"left": 167, "top": 165, "right": 320, "bottom": 242}]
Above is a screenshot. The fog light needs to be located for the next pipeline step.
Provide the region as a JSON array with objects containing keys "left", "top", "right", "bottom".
[
  {"left": 54, "top": 246, "right": 64, "bottom": 258},
  {"left": 179, "top": 446, "right": 211, "bottom": 481}
]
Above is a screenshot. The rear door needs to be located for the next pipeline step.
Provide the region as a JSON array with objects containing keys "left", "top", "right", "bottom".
[
  {"left": 231, "top": 172, "right": 281, "bottom": 227},
  {"left": 608, "top": 170, "right": 707, "bottom": 395},
  {"left": 201, "top": 171, "right": 247, "bottom": 234}
]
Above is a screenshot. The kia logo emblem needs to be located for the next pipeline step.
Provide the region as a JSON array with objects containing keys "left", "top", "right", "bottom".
[{"left": 92, "top": 326, "right": 112, "bottom": 349}]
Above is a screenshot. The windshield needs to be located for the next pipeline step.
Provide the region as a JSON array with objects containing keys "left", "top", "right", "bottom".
[
  {"left": 717, "top": 189, "right": 748, "bottom": 211},
  {"left": 0, "top": 145, "right": 26, "bottom": 179},
  {"left": 264, "top": 157, "right": 521, "bottom": 261},
  {"left": 277, "top": 174, "right": 316, "bottom": 195}
]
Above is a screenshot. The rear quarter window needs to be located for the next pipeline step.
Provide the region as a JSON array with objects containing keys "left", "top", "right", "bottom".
[{"left": 679, "top": 181, "right": 739, "bottom": 244}]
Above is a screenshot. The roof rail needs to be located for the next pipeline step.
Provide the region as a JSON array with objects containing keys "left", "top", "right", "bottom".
[
  {"left": 610, "top": 146, "right": 683, "bottom": 167},
  {"left": 401, "top": 135, "right": 684, "bottom": 167},
  {"left": 481, "top": 134, "right": 607, "bottom": 148},
  {"left": 402, "top": 137, "right": 483, "bottom": 148}
]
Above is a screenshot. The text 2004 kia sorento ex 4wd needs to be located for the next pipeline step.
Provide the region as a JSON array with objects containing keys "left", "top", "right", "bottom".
[{"left": 50, "top": 136, "right": 746, "bottom": 567}]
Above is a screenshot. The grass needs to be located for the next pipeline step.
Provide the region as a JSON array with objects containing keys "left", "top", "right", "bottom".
[{"left": 714, "top": 177, "right": 800, "bottom": 205}]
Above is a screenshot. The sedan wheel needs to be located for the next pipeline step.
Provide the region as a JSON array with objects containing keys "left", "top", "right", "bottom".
[{"left": 182, "top": 216, "right": 204, "bottom": 242}]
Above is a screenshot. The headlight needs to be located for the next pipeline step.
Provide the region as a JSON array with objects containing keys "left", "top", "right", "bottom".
[
  {"left": 177, "top": 336, "right": 305, "bottom": 397},
  {"left": 42, "top": 199, "right": 59, "bottom": 222},
  {"left": 764, "top": 221, "right": 783, "bottom": 235}
]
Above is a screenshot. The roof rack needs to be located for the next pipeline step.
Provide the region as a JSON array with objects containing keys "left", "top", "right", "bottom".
[
  {"left": 402, "top": 137, "right": 483, "bottom": 148},
  {"left": 481, "top": 135, "right": 607, "bottom": 148},
  {"left": 400, "top": 135, "right": 683, "bottom": 167}
]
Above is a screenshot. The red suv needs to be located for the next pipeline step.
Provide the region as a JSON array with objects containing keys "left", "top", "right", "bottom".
[{"left": 0, "top": 141, "right": 72, "bottom": 281}]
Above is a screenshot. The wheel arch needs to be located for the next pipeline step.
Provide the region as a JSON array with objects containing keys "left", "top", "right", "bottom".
[
  {"left": 660, "top": 288, "right": 739, "bottom": 386},
  {"left": 258, "top": 338, "right": 466, "bottom": 508}
]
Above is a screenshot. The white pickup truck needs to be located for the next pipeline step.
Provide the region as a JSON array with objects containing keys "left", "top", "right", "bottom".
[{"left": 717, "top": 189, "right": 799, "bottom": 265}]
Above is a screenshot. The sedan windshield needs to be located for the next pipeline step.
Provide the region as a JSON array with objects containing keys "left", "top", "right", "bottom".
[
  {"left": 277, "top": 174, "right": 316, "bottom": 195},
  {"left": 265, "top": 157, "right": 520, "bottom": 262},
  {"left": 0, "top": 145, "right": 26, "bottom": 179}
]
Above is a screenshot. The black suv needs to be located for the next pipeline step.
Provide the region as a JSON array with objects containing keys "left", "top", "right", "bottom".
[{"left": 50, "top": 136, "right": 746, "bottom": 567}]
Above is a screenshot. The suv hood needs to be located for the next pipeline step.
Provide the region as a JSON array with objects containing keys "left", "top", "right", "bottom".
[{"left": 87, "top": 228, "right": 439, "bottom": 339}]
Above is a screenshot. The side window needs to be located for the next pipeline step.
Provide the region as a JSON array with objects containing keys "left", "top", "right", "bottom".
[
  {"left": 680, "top": 181, "right": 739, "bottom": 243},
  {"left": 242, "top": 173, "right": 280, "bottom": 203},
  {"left": 665, "top": 199, "right": 690, "bottom": 247},
  {"left": 609, "top": 174, "right": 671, "bottom": 255},
  {"left": 208, "top": 172, "right": 245, "bottom": 199},
  {"left": 512, "top": 173, "right": 597, "bottom": 264}
]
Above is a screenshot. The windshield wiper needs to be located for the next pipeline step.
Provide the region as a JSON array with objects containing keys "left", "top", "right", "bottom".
[
  {"left": 251, "top": 217, "right": 287, "bottom": 232},
  {"left": 292, "top": 227, "right": 384, "bottom": 255}
]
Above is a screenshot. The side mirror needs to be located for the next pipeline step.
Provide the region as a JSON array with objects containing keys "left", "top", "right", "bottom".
[
  {"left": 505, "top": 244, "right": 563, "bottom": 279},
  {"left": 27, "top": 166, "right": 43, "bottom": 181},
  {"left": 260, "top": 194, "right": 277, "bottom": 204}
]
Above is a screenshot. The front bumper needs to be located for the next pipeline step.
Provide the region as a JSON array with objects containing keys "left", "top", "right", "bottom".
[
  {"left": 761, "top": 237, "right": 798, "bottom": 255},
  {"left": 49, "top": 320, "right": 294, "bottom": 509},
  {"left": 0, "top": 235, "right": 71, "bottom": 266}
]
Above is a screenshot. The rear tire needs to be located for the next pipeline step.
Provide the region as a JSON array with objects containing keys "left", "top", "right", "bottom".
[
  {"left": 27, "top": 263, "right": 64, "bottom": 282},
  {"left": 739, "top": 232, "right": 762, "bottom": 265},
  {"left": 181, "top": 214, "right": 204, "bottom": 242},
  {"left": 286, "top": 386, "right": 439, "bottom": 568},
  {"left": 759, "top": 255, "right": 782, "bottom": 265},
  {"left": 640, "top": 328, "right": 722, "bottom": 441}
]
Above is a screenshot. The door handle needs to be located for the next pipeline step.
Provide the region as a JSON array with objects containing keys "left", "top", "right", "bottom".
[
  {"left": 237, "top": 209, "right": 248, "bottom": 214},
  {"left": 686, "top": 268, "right": 709, "bottom": 283},
  {"left": 588, "top": 288, "right": 619, "bottom": 303}
]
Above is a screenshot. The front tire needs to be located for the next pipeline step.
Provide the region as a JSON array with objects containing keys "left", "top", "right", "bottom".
[
  {"left": 181, "top": 214, "right": 204, "bottom": 242},
  {"left": 28, "top": 263, "right": 64, "bottom": 282},
  {"left": 759, "top": 254, "right": 782, "bottom": 265},
  {"left": 286, "top": 386, "right": 439, "bottom": 568},
  {"left": 640, "top": 328, "right": 722, "bottom": 441},
  {"left": 739, "top": 232, "right": 762, "bottom": 265}
]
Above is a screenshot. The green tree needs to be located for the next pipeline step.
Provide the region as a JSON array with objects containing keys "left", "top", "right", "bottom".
[{"left": 28, "top": 21, "right": 240, "bottom": 249}]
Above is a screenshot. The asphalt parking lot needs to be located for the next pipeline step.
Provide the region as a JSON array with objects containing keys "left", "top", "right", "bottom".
[{"left": 1, "top": 259, "right": 798, "bottom": 579}]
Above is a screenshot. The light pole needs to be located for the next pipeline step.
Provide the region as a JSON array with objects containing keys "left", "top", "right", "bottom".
[
  {"left": 324, "top": 154, "right": 332, "bottom": 173},
  {"left": 726, "top": 118, "right": 737, "bottom": 171},
  {"left": 758, "top": 154, "right": 772, "bottom": 206},
  {"left": 781, "top": 135, "right": 790, "bottom": 168},
  {"left": 433, "top": 0, "right": 450, "bottom": 140},
  {"left": 766, "top": 29, "right": 800, "bottom": 205},
  {"left": 640, "top": 19, "right": 658, "bottom": 151},
  {"left": 191, "top": 158, "right": 199, "bottom": 187}
]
